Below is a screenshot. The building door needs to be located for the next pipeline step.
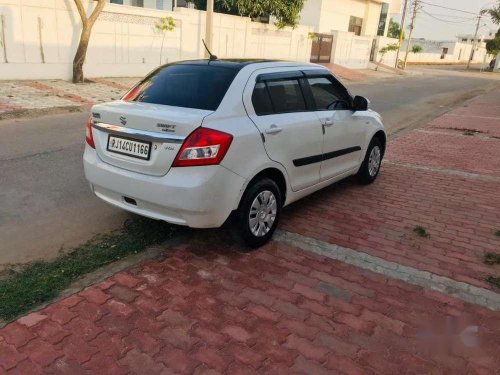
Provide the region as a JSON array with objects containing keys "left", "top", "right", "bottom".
[
  {"left": 441, "top": 48, "right": 448, "bottom": 59},
  {"left": 310, "top": 33, "right": 333, "bottom": 63}
]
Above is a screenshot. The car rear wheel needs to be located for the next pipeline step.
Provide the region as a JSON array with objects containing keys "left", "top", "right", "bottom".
[
  {"left": 357, "top": 137, "right": 383, "bottom": 185},
  {"left": 235, "top": 178, "right": 282, "bottom": 248}
]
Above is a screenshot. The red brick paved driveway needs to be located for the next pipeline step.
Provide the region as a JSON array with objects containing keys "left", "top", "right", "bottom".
[{"left": 1, "top": 90, "right": 499, "bottom": 374}]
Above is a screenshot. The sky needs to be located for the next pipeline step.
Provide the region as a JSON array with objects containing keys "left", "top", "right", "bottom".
[{"left": 392, "top": 0, "right": 498, "bottom": 41}]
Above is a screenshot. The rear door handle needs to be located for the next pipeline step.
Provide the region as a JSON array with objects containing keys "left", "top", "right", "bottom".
[{"left": 265, "top": 125, "right": 283, "bottom": 135}]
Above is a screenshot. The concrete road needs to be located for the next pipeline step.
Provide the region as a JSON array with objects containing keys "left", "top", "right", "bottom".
[{"left": 0, "top": 70, "right": 498, "bottom": 268}]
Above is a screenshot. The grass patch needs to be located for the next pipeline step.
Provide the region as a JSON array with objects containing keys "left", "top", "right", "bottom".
[
  {"left": 413, "top": 225, "right": 429, "bottom": 238},
  {"left": 484, "top": 253, "right": 500, "bottom": 265},
  {"left": 486, "top": 276, "right": 500, "bottom": 289},
  {"left": 0, "top": 218, "right": 175, "bottom": 321},
  {"left": 463, "top": 130, "right": 477, "bottom": 136}
]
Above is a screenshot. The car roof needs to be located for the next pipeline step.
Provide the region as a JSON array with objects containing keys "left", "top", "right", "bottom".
[{"left": 172, "top": 59, "right": 324, "bottom": 71}]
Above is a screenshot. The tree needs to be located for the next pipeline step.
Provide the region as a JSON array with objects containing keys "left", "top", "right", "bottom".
[
  {"left": 486, "top": 3, "right": 500, "bottom": 25},
  {"left": 388, "top": 18, "right": 403, "bottom": 39},
  {"left": 73, "top": 0, "right": 106, "bottom": 83},
  {"left": 155, "top": 17, "right": 176, "bottom": 65},
  {"left": 486, "top": 38, "right": 500, "bottom": 55},
  {"left": 193, "top": 0, "right": 240, "bottom": 15},
  {"left": 193, "top": 0, "right": 305, "bottom": 28},
  {"left": 485, "top": 1, "right": 500, "bottom": 37},
  {"left": 411, "top": 44, "right": 422, "bottom": 54},
  {"left": 376, "top": 43, "right": 399, "bottom": 70},
  {"left": 484, "top": 1, "right": 500, "bottom": 60}
]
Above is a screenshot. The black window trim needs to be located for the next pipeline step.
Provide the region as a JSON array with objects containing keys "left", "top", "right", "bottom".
[
  {"left": 303, "top": 71, "right": 354, "bottom": 111},
  {"left": 253, "top": 72, "right": 313, "bottom": 116},
  {"left": 251, "top": 69, "right": 355, "bottom": 116}
]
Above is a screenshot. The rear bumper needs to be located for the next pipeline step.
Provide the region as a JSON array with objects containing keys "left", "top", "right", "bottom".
[{"left": 83, "top": 145, "right": 245, "bottom": 228}]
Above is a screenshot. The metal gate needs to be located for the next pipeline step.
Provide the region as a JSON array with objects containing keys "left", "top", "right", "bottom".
[{"left": 310, "top": 33, "right": 333, "bottom": 63}]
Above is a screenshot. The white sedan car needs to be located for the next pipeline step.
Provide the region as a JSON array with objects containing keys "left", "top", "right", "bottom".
[{"left": 83, "top": 59, "right": 386, "bottom": 247}]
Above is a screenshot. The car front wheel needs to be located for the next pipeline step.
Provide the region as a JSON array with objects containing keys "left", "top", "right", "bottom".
[
  {"left": 357, "top": 137, "right": 383, "bottom": 184},
  {"left": 236, "top": 178, "right": 282, "bottom": 248}
]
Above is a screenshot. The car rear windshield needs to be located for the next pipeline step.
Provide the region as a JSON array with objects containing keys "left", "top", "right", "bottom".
[{"left": 123, "top": 64, "right": 239, "bottom": 111}]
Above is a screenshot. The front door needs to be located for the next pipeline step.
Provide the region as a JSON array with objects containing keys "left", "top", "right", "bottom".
[
  {"left": 305, "top": 73, "right": 364, "bottom": 180},
  {"left": 244, "top": 70, "right": 323, "bottom": 191}
]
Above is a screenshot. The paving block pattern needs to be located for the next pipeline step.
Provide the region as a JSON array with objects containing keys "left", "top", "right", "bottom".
[
  {"left": 1, "top": 239, "right": 500, "bottom": 374},
  {"left": 0, "top": 78, "right": 140, "bottom": 115},
  {"left": 0, "top": 87, "right": 499, "bottom": 374},
  {"left": 319, "top": 63, "right": 368, "bottom": 81},
  {"left": 281, "top": 89, "right": 500, "bottom": 291},
  {"left": 387, "top": 129, "right": 500, "bottom": 177}
]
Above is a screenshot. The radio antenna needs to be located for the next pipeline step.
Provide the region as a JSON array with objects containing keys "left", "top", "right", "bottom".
[{"left": 202, "top": 39, "right": 218, "bottom": 61}]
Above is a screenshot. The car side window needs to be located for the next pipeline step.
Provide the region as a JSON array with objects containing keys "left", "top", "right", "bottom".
[
  {"left": 307, "top": 76, "right": 351, "bottom": 111},
  {"left": 266, "top": 79, "right": 307, "bottom": 114},
  {"left": 252, "top": 82, "right": 274, "bottom": 116}
]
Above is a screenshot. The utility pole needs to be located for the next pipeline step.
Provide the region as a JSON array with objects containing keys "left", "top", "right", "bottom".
[
  {"left": 395, "top": 0, "right": 409, "bottom": 68},
  {"left": 403, "top": 0, "right": 420, "bottom": 69},
  {"left": 467, "top": 11, "right": 483, "bottom": 69},
  {"left": 205, "top": 0, "right": 214, "bottom": 58}
]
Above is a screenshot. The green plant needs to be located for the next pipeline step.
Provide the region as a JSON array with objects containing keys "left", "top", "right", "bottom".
[
  {"left": 463, "top": 130, "right": 477, "bottom": 136},
  {"left": 376, "top": 43, "right": 399, "bottom": 70},
  {"left": 413, "top": 225, "right": 429, "bottom": 238},
  {"left": 411, "top": 45, "right": 422, "bottom": 54},
  {"left": 155, "top": 17, "right": 176, "bottom": 65},
  {"left": 193, "top": 0, "right": 306, "bottom": 28},
  {"left": 0, "top": 218, "right": 175, "bottom": 321},
  {"left": 485, "top": 2, "right": 500, "bottom": 25},
  {"left": 486, "top": 38, "right": 500, "bottom": 56},
  {"left": 495, "top": 230, "right": 500, "bottom": 237},
  {"left": 485, "top": 1, "right": 500, "bottom": 42},
  {"left": 486, "top": 276, "right": 500, "bottom": 288},
  {"left": 484, "top": 252, "right": 500, "bottom": 265},
  {"left": 388, "top": 18, "right": 404, "bottom": 39}
]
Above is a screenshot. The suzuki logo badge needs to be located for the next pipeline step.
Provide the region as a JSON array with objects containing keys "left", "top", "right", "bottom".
[{"left": 120, "top": 116, "right": 127, "bottom": 126}]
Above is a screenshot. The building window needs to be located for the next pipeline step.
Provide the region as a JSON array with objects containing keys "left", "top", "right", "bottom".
[
  {"left": 348, "top": 16, "right": 363, "bottom": 36},
  {"left": 130, "top": 0, "right": 144, "bottom": 7},
  {"left": 109, "top": 0, "right": 124, "bottom": 4},
  {"left": 377, "top": 3, "right": 389, "bottom": 36}
]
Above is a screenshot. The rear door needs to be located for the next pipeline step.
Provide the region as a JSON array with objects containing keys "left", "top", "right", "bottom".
[
  {"left": 244, "top": 69, "right": 323, "bottom": 191},
  {"left": 304, "top": 71, "right": 365, "bottom": 180}
]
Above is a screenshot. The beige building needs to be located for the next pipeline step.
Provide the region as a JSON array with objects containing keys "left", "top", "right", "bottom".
[{"left": 300, "top": 0, "right": 401, "bottom": 37}]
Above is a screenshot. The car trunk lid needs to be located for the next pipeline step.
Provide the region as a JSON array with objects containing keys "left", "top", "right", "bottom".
[{"left": 91, "top": 101, "right": 212, "bottom": 176}]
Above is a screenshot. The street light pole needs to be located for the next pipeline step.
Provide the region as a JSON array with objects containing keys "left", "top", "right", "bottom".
[
  {"left": 403, "top": 0, "right": 420, "bottom": 69},
  {"left": 205, "top": 0, "right": 214, "bottom": 58},
  {"left": 467, "top": 12, "right": 483, "bottom": 69},
  {"left": 395, "top": 0, "right": 409, "bottom": 68}
]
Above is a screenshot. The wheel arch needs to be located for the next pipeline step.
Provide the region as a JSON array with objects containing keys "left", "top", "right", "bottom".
[
  {"left": 237, "top": 167, "right": 288, "bottom": 210},
  {"left": 372, "top": 130, "right": 387, "bottom": 156}
]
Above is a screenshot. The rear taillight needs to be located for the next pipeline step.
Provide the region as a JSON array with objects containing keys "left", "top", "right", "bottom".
[
  {"left": 173, "top": 128, "right": 233, "bottom": 167},
  {"left": 85, "top": 117, "right": 95, "bottom": 148},
  {"left": 122, "top": 85, "right": 141, "bottom": 101}
]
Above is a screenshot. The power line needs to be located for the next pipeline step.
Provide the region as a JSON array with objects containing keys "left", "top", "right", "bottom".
[
  {"left": 418, "top": 1, "right": 477, "bottom": 15},
  {"left": 420, "top": 10, "right": 477, "bottom": 24},
  {"left": 419, "top": 12, "right": 476, "bottom": 20}
]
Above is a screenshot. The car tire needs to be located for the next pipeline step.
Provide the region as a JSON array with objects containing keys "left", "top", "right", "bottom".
[
  {"left": 235, "top": 178, "right": 282, "bottom": 248},
  {"left": 357, "top": 137, "right": 383, "bottom": 185}
]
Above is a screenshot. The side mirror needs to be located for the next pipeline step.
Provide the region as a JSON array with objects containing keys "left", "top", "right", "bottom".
[{"left": 353, "top": 96, "right": 370, "bottom": 111}]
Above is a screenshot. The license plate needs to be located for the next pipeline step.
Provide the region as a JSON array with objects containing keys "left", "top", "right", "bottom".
[{"left": 107, "top": 135, "right": 151, "bottom": 160}]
